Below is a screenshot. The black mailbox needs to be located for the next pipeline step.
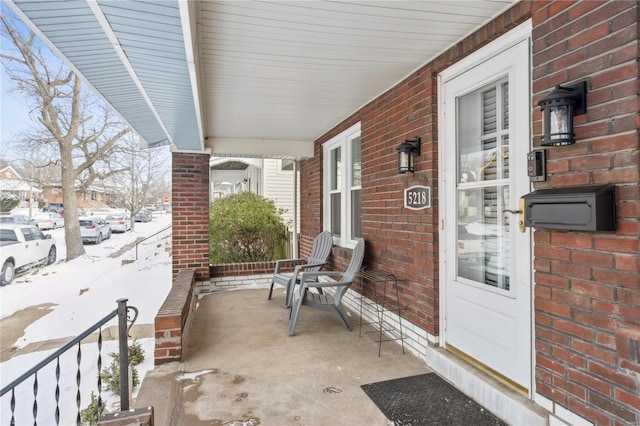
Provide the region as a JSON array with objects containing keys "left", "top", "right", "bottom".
[{"left": 523, "top": 184, "right": 616, "bottom": 231}]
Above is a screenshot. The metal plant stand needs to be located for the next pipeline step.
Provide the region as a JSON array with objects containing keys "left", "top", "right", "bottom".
[{"left": 357, "top": 269, "right": 405, "bottom": 357}]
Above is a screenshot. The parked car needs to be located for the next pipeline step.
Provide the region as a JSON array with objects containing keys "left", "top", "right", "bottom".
[
  {"left": 105, "top": 214, "right": 131, "bottom": 233},
  {"left": 79, "top": 217, "right": 111, "bottom": 244},
  {"left": 0, "top": 224, "right": 57, "bottom": 285},
  {"left": 0, "top": 214, "right": 36, "bottom": 226},
  {"left": 134, "top": 209, "right": 152, "bottom": 222},
  {"left": 33, "top": 212, "right": 65, "bottom": 230},
  {"left": 43, "top": 203, "right": 64, "bottom": 214}
]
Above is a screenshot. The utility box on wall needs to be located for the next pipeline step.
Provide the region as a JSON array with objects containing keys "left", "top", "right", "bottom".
[{"left": 522, "top": 184, "right": 616, "bottom": 231}]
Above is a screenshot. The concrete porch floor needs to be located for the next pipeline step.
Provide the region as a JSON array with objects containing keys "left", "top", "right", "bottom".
[{"left": 134, "top": 287, "right": 431, "bottom": 425}]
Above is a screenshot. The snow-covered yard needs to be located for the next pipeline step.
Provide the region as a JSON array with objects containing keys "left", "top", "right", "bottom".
[{"left": 1, "top": 209, "right": 173, "bottom": 424}]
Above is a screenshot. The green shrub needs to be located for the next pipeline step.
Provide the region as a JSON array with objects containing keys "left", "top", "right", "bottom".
[
  {"left": 209, "top": 192, "right": 288, "bottom": 263},
  {"left": 0, "top": 193, "right": 19, "bottom": 212},
  {"left": 127, "top": 339, "right": 145, "bottom": 366},
  {"left": 99, "top": 340, "right": 144, "bottom": 395},
  {"left": 80, "top": 392, "right": 105, "bottom": 426}
]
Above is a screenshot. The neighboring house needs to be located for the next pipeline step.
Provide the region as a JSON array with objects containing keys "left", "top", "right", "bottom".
[
  {"left": 0, "top": 161, "right": 114, "bottom": 211},
  {"left": 209, "top": 158, "right": 260, "bottom": 199},
  {"left": 262, "top": 159, "right": 298, "bottom": 231},
  {"left": 0, "top": 163, "right": 41, "bottom": 209},
  {"left": 210, "top": 157, "right": 299, "bottom": 232},
  {"left": 41, "top": 183, "right": 114, "bottom": 211},
  {"left": 10, "top": 2, "right": 639, "bottom": 426}
]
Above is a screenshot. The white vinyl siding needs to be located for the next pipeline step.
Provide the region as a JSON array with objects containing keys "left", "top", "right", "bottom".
[{"left": 263, "top": 159, "right": 299, "bottom": 231}]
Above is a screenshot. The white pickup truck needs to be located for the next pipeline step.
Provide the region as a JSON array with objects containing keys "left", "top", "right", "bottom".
[{"left": 0, "top": 224, "right": 57, "bottom": 286}]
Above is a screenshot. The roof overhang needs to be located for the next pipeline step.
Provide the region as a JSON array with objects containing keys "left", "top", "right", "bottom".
[{"left": 6, "top": 0, "right": 517, "bottom": 159}]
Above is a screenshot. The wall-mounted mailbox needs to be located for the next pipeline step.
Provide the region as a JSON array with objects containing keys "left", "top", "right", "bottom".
[{"left": 522, "top": 184, "right": 615, "bottom": 231}]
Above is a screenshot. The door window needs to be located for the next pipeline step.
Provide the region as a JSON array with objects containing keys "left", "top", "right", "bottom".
[
  {"left": 456, "top": 79, "right": 511, "bottom": 290},
  {"left": 21, "top": 228, "right": 34, "bottom": 241}
]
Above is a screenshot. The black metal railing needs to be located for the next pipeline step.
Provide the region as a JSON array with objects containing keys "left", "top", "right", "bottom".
[
  {"left": 135, "top": 225, "right": 171, "bottom": 260},
  {"left": 1, "top": 299, "right": 138, "bottom": 426}
]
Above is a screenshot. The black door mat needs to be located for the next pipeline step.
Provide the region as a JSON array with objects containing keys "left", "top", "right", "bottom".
[{"left": 361, "top": 373, "right": 507, "bottom": 426}]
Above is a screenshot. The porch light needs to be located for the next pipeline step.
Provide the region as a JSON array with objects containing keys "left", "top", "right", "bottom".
[
  {"left": 397, "top": 137, "right": 421, "bottom": 174},
  {"left": 538, "top": 81, "right": 587, "bottom": 146}
]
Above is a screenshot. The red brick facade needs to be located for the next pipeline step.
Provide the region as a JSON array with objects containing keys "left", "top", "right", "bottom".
[
  {"left": 531, "top": 2, "right": 640, "bottom": 425},
  {"left": 300, "top": 1, "right": 532, "bottom": 340},
  {"left": 297, "top": 1, "right": 638, "bottom": 425},
  {"left": 171, "top": 152, "right": 210, "bottom": 281}
]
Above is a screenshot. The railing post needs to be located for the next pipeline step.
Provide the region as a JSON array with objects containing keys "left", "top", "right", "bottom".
[{"left": 117, "top": 298, "right": 130, "bottom": 411}]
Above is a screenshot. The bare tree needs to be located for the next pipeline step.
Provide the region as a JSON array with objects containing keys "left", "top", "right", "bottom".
[
  {"left": 108, "top": 134, "right": 170, "bottom": 231},
  {"left": 1, "top": 11, "right": 131, "bottom": 260}
]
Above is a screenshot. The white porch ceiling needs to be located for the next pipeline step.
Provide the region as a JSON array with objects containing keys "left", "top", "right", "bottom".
[{"left": 7, "top": 0, "right": 516, "bottom": 159}]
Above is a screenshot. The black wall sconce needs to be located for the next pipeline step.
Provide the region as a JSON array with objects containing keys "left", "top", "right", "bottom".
[
  {"left": 397, "top": 136, "right": 421, "bottom": 173},
  {"left": 538, "top": 81, "right": 587, "bottom": 146}
]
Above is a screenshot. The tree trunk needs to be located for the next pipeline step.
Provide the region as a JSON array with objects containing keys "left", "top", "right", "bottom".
[{"left": 60, "top": 143, "right": 85, "bottom": 260}]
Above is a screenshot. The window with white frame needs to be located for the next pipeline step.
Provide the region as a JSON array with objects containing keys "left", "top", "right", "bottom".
[{"left": 323, "top": 122, "right": 361, "bottom": 248}]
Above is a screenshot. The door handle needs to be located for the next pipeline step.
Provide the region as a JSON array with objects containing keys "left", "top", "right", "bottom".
[{"left": 503, "top": 198, "right": 526, "bottom": 233}]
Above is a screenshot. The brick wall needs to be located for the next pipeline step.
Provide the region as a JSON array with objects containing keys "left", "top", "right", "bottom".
[
  {"left": 299, "top": 2, "right": 532, "bottom": 337},
  {"left": 299, "top": 148, "right": 323, "bottom": 242},
  {"left": 154, "top": 269, "right": 197, "bottom": 365},
  {"left": 207, "top": 257, "right": 323, "bottom": 293},
  {"left": 531, "top": 1, "right": 639, "bottom": 425},
  {"left": 171, "top": 152, "right": 210, "bottom": 281}
]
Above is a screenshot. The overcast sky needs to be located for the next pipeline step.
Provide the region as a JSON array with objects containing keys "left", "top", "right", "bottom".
[
  {"left": 1, "top": 4, "right": 70, "bottom": 161},
  {"left": 1, "top": 5, "right": 42, "bottom": 161},
  {"left": 1, "top": 66, "right": 33, "bottom": 156}
]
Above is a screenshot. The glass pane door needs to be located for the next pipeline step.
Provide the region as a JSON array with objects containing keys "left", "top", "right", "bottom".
[{"left": 456, "top": 79, "right": 511, "bottom": 290}]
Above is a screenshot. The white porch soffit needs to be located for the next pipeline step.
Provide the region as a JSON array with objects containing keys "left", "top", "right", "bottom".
[{"left": 8, "top": 0, "right": 516, "bottom": 159}]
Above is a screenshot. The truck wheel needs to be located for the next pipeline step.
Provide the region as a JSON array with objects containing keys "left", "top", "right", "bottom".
[
  {"left": 1, "top": 261, "right": 15, "bottom": 286},
  {"left": 47, "top": 246, "right": 57, "bottom": 265}
]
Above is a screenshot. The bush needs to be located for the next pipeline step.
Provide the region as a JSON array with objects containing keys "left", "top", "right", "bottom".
[
  {"left": 80, "top": 392, "right": 105, "bottom": 426},
  {"left": 127, "top": 339, "right": 145, "bottom": 365},
  {"left": 209, "top": 192, "right": 288, "bottom": 263},
  {"left": 0, "top": 193, "right": 19, "bottom": 212},
  {"left": 99, "top": 340, "right": 144, "bottom": 395}
]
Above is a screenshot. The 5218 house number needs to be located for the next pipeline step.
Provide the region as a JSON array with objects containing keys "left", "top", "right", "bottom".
[{"left": 404, "top": 185, "right": 431, "bottom": 210}]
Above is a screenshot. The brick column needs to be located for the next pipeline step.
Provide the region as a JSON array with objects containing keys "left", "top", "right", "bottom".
[{"left": 172, "top": 152, "right": 210, "bottom": 281}]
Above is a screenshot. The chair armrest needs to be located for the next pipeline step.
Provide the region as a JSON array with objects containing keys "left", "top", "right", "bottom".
[
  {"left": 274, "top": 258, "right": 307, "bottom": 274},
  {"left": 305, "top": 280, "right": 349, "bottom": 289},
  {"left": 298, "top": 272, "right": 350, "bottom": 295},
  {"left": 294, "top": 261, "right": 327, "bottom": 273},
  {"left": 291, "top": 262, "right": 328, "bottom": 283},
  {"left": 299, "top": 271, "right": 344, "bottom": 285}
]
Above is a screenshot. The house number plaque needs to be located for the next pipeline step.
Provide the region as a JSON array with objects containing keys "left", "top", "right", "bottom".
[{"left": 404, "top": 185, "right": 431, "bottom": 210}]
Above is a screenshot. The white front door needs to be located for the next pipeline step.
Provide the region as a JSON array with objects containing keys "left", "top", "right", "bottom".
[{"left": 440, "top": 27, "right": 532, "bottom": 391}]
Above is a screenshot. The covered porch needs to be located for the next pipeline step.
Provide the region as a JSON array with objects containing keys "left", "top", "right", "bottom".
[
  {"left": 138, "top": 285, "right": 543, "bottom": 425},
  {"left": 138, "top": 287, "right": 429, "bottom": 425},
  {"left": 7, "top": 1, "right": 639, "bottom": 425}
]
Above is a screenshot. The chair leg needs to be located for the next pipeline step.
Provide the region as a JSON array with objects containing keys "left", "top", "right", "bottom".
[
  {"left": 288, "top": 295, "right": 304, "bottom": 336},
  {"left": 285, "top": 278, "right": 296, "bottom": 308},
  {"left": 268, "top": 281, "right": 275, "bottom": 300},
  {"left": 335, "top": 306, "right": 352, "bottom": 331}
]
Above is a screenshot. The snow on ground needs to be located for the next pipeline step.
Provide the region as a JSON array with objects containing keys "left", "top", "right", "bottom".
[{"left": 0, "top": 209, "right": 172, "bottom": 424}]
